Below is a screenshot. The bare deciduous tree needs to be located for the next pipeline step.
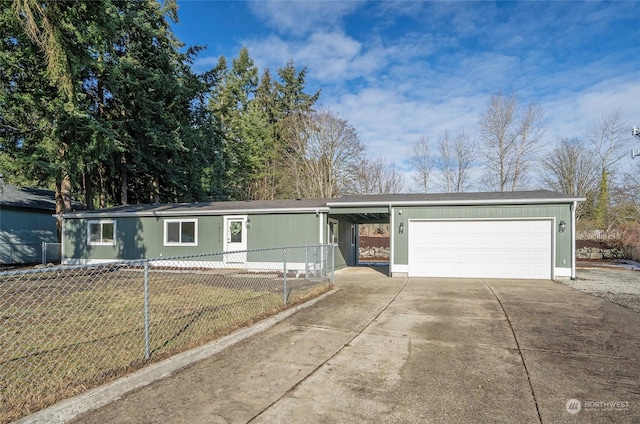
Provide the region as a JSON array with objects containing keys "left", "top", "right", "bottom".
[
  {"left": 586, "top": 109, "right": 633, "bottom": 224},
  {"left": 437, "top": 129, "right": 475, "bottom": 193},
  {"left": 409, "top": 135, "right": 435, "bottom": 193},
  {"left": 350, "top": 155, "right": 405, "bottom": 236},
  {"left": 478, "top": 93, "right": 546, "bottom": 191},
  {"left": 285, "top": 108, "right": 365, "bottom": 199},
  {"left": 540, "top": 138, "right": 599, "bottom": 219},
  {"left": 349, "top": 155, "right": 405, "bottom": 195},
  {"left": 588, "top": 109, "right": 632, "bottom": 170}
]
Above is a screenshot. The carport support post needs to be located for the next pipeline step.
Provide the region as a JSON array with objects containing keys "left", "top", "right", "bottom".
[{"left": 144, "top": 260, "right": 150, "bottom": 360}]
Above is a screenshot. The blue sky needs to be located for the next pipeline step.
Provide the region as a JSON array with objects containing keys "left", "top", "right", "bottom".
[{"left": 171, "top": 1, "right": 640, "bottom": 190}]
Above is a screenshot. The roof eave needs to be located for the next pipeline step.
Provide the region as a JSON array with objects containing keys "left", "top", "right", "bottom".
[
  {"left": 327, "top": 197, "right": 586, "bottom": 208},
  {"left": 62, "top": 206, "right": 331, "bottom": 219}
]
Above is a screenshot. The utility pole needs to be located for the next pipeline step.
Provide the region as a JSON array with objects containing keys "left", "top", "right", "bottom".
[{"left": 632, "top": 126, "right": 640, "bottom": 159}]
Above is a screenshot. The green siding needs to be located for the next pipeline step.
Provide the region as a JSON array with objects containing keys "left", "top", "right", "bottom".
[
  {"left": 63, "top": 213, "right": 319, "bottom": 262},
  {"left": 246, "top": 214, "right": 320, "bottom": 263},
  {"left": 246, "top": 214, "right": 319, "bottom": 249},
  {"left": 0, "top": 207, "right": 58, "bottom": 263},
  {"left": 393, "top": 204, "right": 572, "bottom": 270}
]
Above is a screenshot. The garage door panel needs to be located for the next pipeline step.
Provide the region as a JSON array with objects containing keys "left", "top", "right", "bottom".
[{"left": 408, "top": 220, "right": 552, "bottom": 279}]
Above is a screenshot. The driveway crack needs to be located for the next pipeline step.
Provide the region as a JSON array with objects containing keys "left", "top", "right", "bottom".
[
  {"left": 247, "top": 278, "right": 410, "bottom": 422},
  {"left": 482, "top": 279, "right": 543, "bottom": 424}
]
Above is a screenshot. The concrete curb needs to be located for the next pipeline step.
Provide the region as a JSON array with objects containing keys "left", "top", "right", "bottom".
[{"left": 16, "top": 288, "right": 338, "bottom": 424}]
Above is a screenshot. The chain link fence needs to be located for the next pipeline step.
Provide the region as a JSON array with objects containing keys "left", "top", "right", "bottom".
[
  {"left": 0, "top": 244, "right": 334, "bottom": 423},
  {"left": 41, "top": 242, "right": 61, "bottom": 265}
]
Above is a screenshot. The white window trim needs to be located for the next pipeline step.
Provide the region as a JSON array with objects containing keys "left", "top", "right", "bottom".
[
  {"left": 87, "top": 220, "right": 116, "bottom": 246},
  {"left": 164, "top": 219, "right": 198, "bottom": 246}
]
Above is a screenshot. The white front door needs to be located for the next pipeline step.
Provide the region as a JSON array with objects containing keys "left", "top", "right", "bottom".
[{"left": 224, "top": 215, "right": 247, "bottom": 265}]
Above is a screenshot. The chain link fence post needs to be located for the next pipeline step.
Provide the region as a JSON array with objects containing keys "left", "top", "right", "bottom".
[
  {"left": 331, "top": 244, "right": 335, "bottom": 284},
  {"left": 283, "top": 248, "right": 288, "bottom": 305},
  {"left": 144, "top": 260, "right": 150, "bottom": 360}
]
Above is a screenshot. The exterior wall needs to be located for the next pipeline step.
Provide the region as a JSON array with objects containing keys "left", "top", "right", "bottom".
[
  {"left": 392, "top": 204, "right": 572, "bottom": 276},
  {"left": 245, "top": 213, "right": 322, "bottom": 263},
  {"left": 326, "top": 215, "right": 357, "bottom": 269},
  {"left": 0, "top": 207, "right": 58, "bottom": 263},
  {"left": 63, "top": 212, "right": 320, "bottom": 263}
]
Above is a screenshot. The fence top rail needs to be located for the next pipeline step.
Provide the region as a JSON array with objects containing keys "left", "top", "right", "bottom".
[
  {"left": 147, "top": 244, "right": 329, "bottom": 262},
  {"left": 0, "top": 244, "right": 331, "bottom": 277}
]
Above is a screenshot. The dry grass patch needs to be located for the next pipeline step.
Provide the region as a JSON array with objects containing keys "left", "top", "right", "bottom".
[{"left": 0, "top": 266, "right": 332, "bottom": 423}]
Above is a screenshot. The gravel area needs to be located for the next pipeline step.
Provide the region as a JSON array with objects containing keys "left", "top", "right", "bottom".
[{"left": 561, "top": 264, "right": 640, "bottom": 313}]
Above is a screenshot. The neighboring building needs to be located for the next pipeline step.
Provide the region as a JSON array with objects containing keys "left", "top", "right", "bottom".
[
  {"left": 60, "top": 190, "right": 584, "bottom": 280},
  {"left": 0, "top": 183, "right": 59, "bottom": 264}
]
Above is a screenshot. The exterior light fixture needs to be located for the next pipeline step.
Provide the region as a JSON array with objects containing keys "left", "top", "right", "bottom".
[
  {"left": 558, "top": 220, "right": 566, "bottom": 233},
  {"left": 399, "top": 222, "right": 404, "bottom": 234},
  {"left": 246, "top": 218, "right": 251, "bottom": 229}
]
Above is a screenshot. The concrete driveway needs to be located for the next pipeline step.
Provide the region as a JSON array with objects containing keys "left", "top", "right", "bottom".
[{"left": 60, "top": 267, "right": 640, "bottom": 423}]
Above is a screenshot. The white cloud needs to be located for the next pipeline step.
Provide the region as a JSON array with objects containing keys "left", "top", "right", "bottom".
[
  {"left": 545, "top": 73, "right": 640, "bottom": 141},
  {"left": 248, "top": 0, "right": 365, "bottom": 36},
  {"left": 190, "top": 0, "right": 640, "bottom": 190}
]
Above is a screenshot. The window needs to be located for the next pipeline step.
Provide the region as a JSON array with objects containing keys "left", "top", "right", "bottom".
[
  {"left": 88, "top": 221, "right": 116, "bottom": 245},
  {"left": 164, "top": 219, "right": 198, "bottom": 246},
  {"left": 351, "top": 224, "right": 356, "bottom": 246},
  {"left": 229, "top": 221, "right": 243, "bottom": 243},
  {"left": 328, "top": 219, "right": 339, "bottom": 244}
]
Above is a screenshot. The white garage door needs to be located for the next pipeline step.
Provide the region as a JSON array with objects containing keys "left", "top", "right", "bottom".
[{"left": 408, "top": 220, "right": 552, "bottom": 279}]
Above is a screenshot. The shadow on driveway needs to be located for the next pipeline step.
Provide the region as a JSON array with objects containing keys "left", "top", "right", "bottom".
[{"left": 61, "top": 268, "right": 640, "bottom": 423}]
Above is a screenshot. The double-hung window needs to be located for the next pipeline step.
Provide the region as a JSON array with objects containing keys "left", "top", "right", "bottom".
[
  {"left": 164, "top": 219, "right": 198, "bottom": 246},
  {"left": 88, "top": 220, "right": 116, "bottom": 245}
]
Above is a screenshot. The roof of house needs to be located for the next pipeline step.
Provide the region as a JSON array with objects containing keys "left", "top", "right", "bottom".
[
  {"left": 0, "top": 183, "right": 57, "bottom": 212},
  {"left": 327, "top": 190, "right": 585, "bottom": 206},
  {"left": 61, "top": 190, "right": 584, "bottom": 218}
]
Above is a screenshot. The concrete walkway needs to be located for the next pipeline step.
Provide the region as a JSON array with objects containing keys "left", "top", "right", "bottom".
[{"left": 59, "top": 267, "right": 639, "bottom": 423}]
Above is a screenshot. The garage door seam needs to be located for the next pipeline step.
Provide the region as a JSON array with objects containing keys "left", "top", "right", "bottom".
[
  {"left": 482, "top": 279, "right": 543, "bottom": 424},
  {"left": 247, "top": 278, "right": 410, "bottom": 422}
]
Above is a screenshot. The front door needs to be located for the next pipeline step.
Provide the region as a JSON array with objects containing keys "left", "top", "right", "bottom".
[{"left": 224, "top": 215, "right": 247, "bottom": 265}]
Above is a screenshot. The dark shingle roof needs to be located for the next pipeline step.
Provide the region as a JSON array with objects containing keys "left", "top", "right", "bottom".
[
  {"left": 62, "top": 190, "right": 583, "bottom": 218},
  {"left": 0, "top": 183, "right": 57, "bottom": 211}
]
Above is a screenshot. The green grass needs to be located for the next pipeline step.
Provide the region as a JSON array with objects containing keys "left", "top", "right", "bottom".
[{"left": 0, "top": 267, "right": 332, "bottom": 423}]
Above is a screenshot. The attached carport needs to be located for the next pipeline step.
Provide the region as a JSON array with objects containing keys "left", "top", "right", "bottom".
[
  {"left": 327, "top": 191, "right": 583, "bottom": 280},
  {"left": 325, "top": 205, "right": 390, "bottom": 268}
]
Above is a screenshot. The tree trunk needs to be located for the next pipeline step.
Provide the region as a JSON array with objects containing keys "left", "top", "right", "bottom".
[
  {"left": 120, "top": 158, "right": 128, "bottom": 205},
  {"left": 83, "top": 168, "right": 93, "bottom": 210}
]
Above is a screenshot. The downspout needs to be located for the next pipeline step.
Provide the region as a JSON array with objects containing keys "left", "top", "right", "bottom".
[
  {"left": 571, "top": 201, "right": 577, "bottom": 280},
  {"left": 388, "top": 203, "right": 394, "bottom": 276}
]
